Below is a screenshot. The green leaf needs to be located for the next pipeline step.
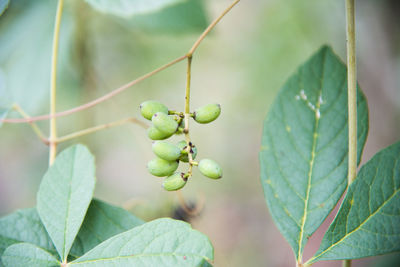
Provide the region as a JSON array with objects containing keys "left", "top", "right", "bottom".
[
  {"left": 85, "top": 0, "right": 185, "bottom": 17},
  {"left": 70, "top": 218, "right": 213, "bottom": 266},
  {"left": 126, "top": 0, "right": 208, "bottom": 34},
  {"left": 0, "top": 209, "right": 56, "bottom": 263},
  {"left": 259, "top": 45, "right": 369, "bottom": 259},
  {"left": 37, "top": 145, "right": 96, "bottom": 262},
  {"left": 0, "top": 199, "right": 143, "bottom": 264},
  {"left": 308, "top": 142, "right": 400, "bottom": 263},
  {"left": 73, "top": 199, "right": 144, "bottom": 254},
  {"left": 2, "top": 243, "right": 60, "bottom": 267},
  {"left": 0, "top": 0, "right": 9, "bottom": 16}
]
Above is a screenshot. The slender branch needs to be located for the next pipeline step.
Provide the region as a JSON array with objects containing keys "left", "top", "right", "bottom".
[
  {"left": 184, "top": 56, "right": 192, "bottom": 133},
  {"left": 55, "top": 117, "right": 147, "bottom": 143},
  {"left": 49, "top": 0, "right": 64, "bottom": 166},
  {"left": 12, "top": 104, "right": 49, "bottom": 145},
  {"left": 1, "top": 0, "right": 241, "bottom": 125},
  {"left": 188, "top": 0, "right": 241, "bottom": 56},
  {"left": 1, "top": 55, "right": 187, "bottom": 124},
  {"left": 345, "top": 0, "right": 356, "bottom": 266}
]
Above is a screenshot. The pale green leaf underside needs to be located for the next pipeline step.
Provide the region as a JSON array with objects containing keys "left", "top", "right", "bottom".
[
  {"left": 37, "top": 145, "right": 96, "bottom": 261},
  {"left": 0, "top": 208, "right": 56, "bottom": 263},
  {"left": 309, "top": 142, "right": 400, "bottom": 263},
  {"left": 0, "top": 199, "right": 144, "bottom": 264},
  {"left": 85, "top": 0, "right": 185, "bottom": 17},
  {"left": 2, "top": 243, "right": 60, "bottom": 267},
  {"left": 259, "top": 45, "right": 368, "bottom": 259},
  {"left": 71, "top": 218, "right": 213, "bottom": 266}
]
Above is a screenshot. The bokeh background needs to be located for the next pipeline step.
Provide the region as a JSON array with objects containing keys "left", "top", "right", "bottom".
[{"left": 0, "top": 0, "right": 399, "bottom": 266}]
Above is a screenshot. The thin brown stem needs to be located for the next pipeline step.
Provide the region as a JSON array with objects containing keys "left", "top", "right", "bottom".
[
  {"left": 12, "top": 104, "right": 49, "bottom": 145},
  {"left": 1, "top": 0, "right": 241, "bottom": 125},
  {"left": 49, "top": 0, "right": 64, "bottom": 166},
  {"left": 1, "top": 55, "right": 187, "bottom": 124},
  {"left": 188, "top": 0, "right": 241, "bottom": 57},
  {"left": 55, "top": 117, "right": 148, "bottom": 143}
]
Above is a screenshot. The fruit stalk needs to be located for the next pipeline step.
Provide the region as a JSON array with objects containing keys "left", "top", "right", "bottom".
[{"left": 184, "top": 56, "right": 195, "bottom": 176}]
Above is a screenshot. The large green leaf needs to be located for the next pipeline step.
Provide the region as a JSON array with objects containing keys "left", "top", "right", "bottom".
[
  {"left": 0, "top": 0, "right": 9, "bottom": 16},
  {"left": 73, "top": 199, "right": 144, "bottom": 254},
  {"left": 0, "top": 209, "right": 56, "bottom": 263},
  {"left": 2, "top": 243, "right": 60, "bottom": 267},
  {"left": 37, "top": 145, "right": 96, "bottom": 262},
  {"left": 307, "top": 142, "right": 400, "bottom": 263},
  {"left": 0, "top": 199, "right": 144, "bottom": 264},
  {"left": 85, "top": 0, "right": 185, "bottom": 17},
  {"left": 70, "top": 218, "right": 213, "bottom": 266},
  {"left": 259, "top": 45, "right": 369, "bottom": 260}
]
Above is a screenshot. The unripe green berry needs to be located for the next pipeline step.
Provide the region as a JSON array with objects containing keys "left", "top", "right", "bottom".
[
  {"left": 177, "top": 140, "right": 198, "bottom": 162},
  {"left": 198, "top": 159, "right": 222, "bottom": 179},
  {"left": 147, "top": 158, "right": 179, "bottom": 177},
  {"left": 193, "top": 103, "right": 221, "bottom": 124},
  {"left": 152, "top": 141, "right": 181, "bottom": 161},
  {"left": 140, "top": 100, "right": 168, "bottom": 120},
  {"left": 152, "top": 112, "right": 178, "bottom": 135},
  {"left": 162, "top": 172, "right": 187, "bottom": 191},
  {"left": 147, "top": 126, "right": 173, "bottom": 140}
]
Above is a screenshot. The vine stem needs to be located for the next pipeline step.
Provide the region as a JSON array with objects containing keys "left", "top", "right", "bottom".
[
  {"left": 1, "top": 0, "right": 241, "bottom": 125},
  {"left": 12, "top": 104, "right": 49, "bottom": 145},
  {"left": 2, "top": 55, "right": 187, "bottom": 124},
  {"left": 55, "top": 117, "right": 148, "bottom": 143},
  {"left": 344, "top": 0, "right": 356, "bottom": 266},
  {"left": 49, "top": 0, "right": 64, "bottom": 166},
  {"left": 188, "top": 0, "right": 241, "bottom": 57}
]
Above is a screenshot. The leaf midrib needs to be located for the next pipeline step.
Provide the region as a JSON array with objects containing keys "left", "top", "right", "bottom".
[
  {"left": 71, "top": 252, "right": 210, "bottom": 265},
  {"left": 297, "top": 52, "right": 327, "bottom": 260},
  {"left": 62, "top": 148, "right": 78, "bottom": 261}
]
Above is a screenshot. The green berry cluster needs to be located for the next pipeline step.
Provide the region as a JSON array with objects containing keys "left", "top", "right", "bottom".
[{"left": 140, "top": 100, "right": 223, "bottom": 191}]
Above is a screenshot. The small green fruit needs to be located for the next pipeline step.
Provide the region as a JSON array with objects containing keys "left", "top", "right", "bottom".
[
  {"left": 140, "top": 100, "right": 168, "bottom": 120},
  {"left": 177, "top": 140, "right": 198, "bottom": 162},
  {"left": 147, "top": 158, "right": 179, "bottom": 177},
  {"left": 147, "top": 126, "right": 173, "bottom": 140},
  {"left": 193, "top": 103, "right": 221, "bottom": 124},
  {"left": 152, "top": 112, "right": 178, "bottom": 135},
  {"left": 162, "top": 173, "right": 187, "bottom": 191},
  {"left": 198, "top": 159, "right": 222, "bottom": 179},
  {"left": 152, "top": 141, "right": 181, "bottom": 161}
]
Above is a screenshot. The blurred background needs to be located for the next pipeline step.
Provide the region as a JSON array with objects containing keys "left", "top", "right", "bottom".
[{"left": 0, "top": 0, "right": 399, "bottom": 266}]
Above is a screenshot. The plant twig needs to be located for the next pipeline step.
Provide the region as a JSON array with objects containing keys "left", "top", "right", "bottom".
[
  {"left": 1, "top": 55, "right": 187, "bottom": 124},
  {"left": 188, "top": 0, "right": 241, "bottom": 57},
  {"left": 12, "top": 104, "right": 49, "bottom": 145},
  {"left": 344, "top": 0, "right": 356, "bottom": 266},
  {"left": 1, "top": 0, "right": 241, "bottom": 125},
  {"left": 49, "top": 0, "right": 64, "bottom": 166},
  {"left": 55, "top": 117, "right": 148, "bottom": 143}
]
